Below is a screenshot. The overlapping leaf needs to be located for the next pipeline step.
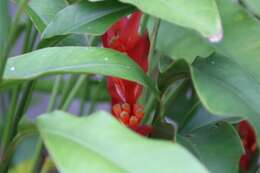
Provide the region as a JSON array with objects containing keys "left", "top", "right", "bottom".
[
  {"left": 119, "top": 0, "right": 222, "bottom": 40},
  {"left": 179, "top": 123, "right": 243, "bottom": 173},
  {"left": 37, "top": 111, "right": 209, "bottom": 173},
  {"left": 2, "top": 47, "right": 158, "bottom": 96},
  {"left": 43, "top": 1, "right": 134, "bottom": 38},
  {"left": 191, "top": 54, "right": 260, "bottom": 140}
]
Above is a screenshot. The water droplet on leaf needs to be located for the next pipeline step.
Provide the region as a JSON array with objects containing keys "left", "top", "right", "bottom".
[{"left": 10, "top": 66, "right": 15, "bottom": 71}]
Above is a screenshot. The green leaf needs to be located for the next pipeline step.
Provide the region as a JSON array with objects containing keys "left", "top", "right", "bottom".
[
  {"left": 37, "top": 111, "right": 209, "bottom": 173},
  {"left": 2, "top": 47, "right": 158, "bottom": 96},
  {"left": 191, "top": 54, "right": 260, "bottom": 140},
  {"left": 242, "top": 0, "right": 260, "bottom": 16},
  {"left": 0, "top": 0, "right": 10, "bottom": 56},
  {"left": 213, "top": 0, "right": 260, "bottom": 82},
  {"left": 179, "top": 123, "right": 243, "bottom": 173},
  {"left": 42, "top": 1, "right": 134, "bottom": 38},
  {"left": 182, "top": 104, "right": 242, "bottom": 134},
  {"left": 191, "top": 0, "right": 260, "bottom": 141},
  {"left": 18, "top": 0, "right": 68, "bottom": 32},
  {"left": 119, "top": 0, "right": 222, "bottom": 41},
  {"left": 37, "top": 34, "right": 87, "bottom": 48},
  {"left": 150, "top": 20, "right": 214, "bottom": 63},
  {"left": 158, "top": 59, "right": 189, "bottom": 91}
]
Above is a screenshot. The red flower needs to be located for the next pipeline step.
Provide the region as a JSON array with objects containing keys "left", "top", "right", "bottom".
[
  {"left": 239, "top": 121, "right": 257, "bottom": 171},
  {"left": 102, "top": 12, "right": 152, "bottom": 135}
]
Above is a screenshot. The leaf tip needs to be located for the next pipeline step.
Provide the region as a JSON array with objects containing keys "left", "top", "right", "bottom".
[{"left": 208, "top": 22, "right": 223, "bottom": 43}]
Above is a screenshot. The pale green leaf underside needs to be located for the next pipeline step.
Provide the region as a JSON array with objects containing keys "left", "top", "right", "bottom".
[{"left": 37, "top": 111, "right": 209, "bottom": 173}]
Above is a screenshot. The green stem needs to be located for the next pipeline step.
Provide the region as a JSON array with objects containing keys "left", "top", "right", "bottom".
[
  {"left": 61, "top": 75, "right": 86, "bottom": 111},
  {"left": 28, "top": 27, "right": 38, "bottom": 51},
  {"left": 87, "top": 78, "right": 105, "bottom": 115},
  {"left": 179, "top": 100, "right": 200, "bottom": 133},
  {"left": 1, "top": 87, "right": 19, "bottom": 153},
  {"left": 30, "top": 76, "right": 63, "bottom": 173},
  {"left": 79, "top": 76, "right": 90, "bottom": 116},
  {"left": 143, "top": 94, "right": 156, "bottom": 124},
  {"left": 12, "top": 81, "right": 35, "bottom": 138},
  {"left": 58, "top": 75, "right": 78, "bottom": 109},
  {"left": 152, "top": 80, "right": 188, "bottom": 125},
  {"left": 40, "top": 158, "right": 55, "bottom": 173},
  {"left": 140, "top": 14, "right": 149, "bottom": 35},
  {"left": 0, "top": 0, "right": 30, "bottom": 81},
  {"left": 0, "top": 0, "right": 10, "bottom": 82},
  {"left": 29, "top": 138, "right": 44, "bottom": 173},
  {"left": 22, "top": 20, "right": 32, "bottom": 53},
  {"left": 47, "top": 76, "right": 62, "bottom": 112},
  {"left": 147, "top": 18, "right": 160, "bottom": 76}
]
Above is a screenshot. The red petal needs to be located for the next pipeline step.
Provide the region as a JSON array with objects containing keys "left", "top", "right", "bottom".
[
  {"left": 131, "top": 125, "right": 153, "bottom": 136},
  {"left": 107, "top": 77, "right": 127, "bottom": 105},
  {"left": 240, "top": 154, "right": 250, "bottom": 171},
  {"left": 119, "top": 11, "right": 142, "bottom": 51},
  {"left": 102, "top": 17, "right": 128, "bottom": 48},
  {"left": 128, "top": 31, "right": 150, "bottom": 72},
  {"left": 239, "top": 121, "right": 257, "bottom": 149}
]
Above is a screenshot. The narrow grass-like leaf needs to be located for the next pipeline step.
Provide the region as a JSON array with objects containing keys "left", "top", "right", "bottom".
[{"left": 2, "top": 47, "right": 158, "bottom": 96}]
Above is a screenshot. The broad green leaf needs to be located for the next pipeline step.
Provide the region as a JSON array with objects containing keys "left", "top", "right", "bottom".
[
  {"left": 213, "top": 0, "right": 260, "bottom": 82},
  {"left": 0, "top": 0, "right": 10, "bottom": 56},
  {"left": 191, "top": 0, "right": 260, "bottom": 141},
  {"left": 2, "top": 47, "right": 158, "bottom": 96},
  {"left": 242, "top": 0, "right": 260, "bottom": 16},
  {"left": 150, "top": 20, "right": 214, "bottom": 63},
  {"left": 18, "top": 0, "right": 68, "bottom": 32},
  {"left": 191, "top": 54, "right": 260, "bottom": 140},
  {"left": 42, "top": 1, "right": 134, "bottom": 38},
  {"left": 37, "top": 111, "right": 209, "bottom": 173},
  {"left": 179, "top": 123, "right": 243, "bottom": 173},
  {"left": 182, "top": 104, "right": 242, "bottom": 134},
  {"left": 119, "top": 0, "right": 222, "bottom": 41}
]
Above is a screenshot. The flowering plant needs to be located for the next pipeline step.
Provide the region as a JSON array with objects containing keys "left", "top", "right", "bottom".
[{"left": 0, "top": 0, "right": 260, "bottom": 173}]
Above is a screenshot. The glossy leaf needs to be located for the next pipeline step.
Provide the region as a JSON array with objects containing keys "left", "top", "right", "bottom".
[
  {"left": 18, "top": 0, "right": 68, "bottom": 32},
  {"left": 191, "top": 54, "right": 260, "bottom": 140},
  {"left": 43, "top": 1, "right": 134, "bottom": 38},
  {"left": 213, "top": 0, "right": 260, "bottom": 82},
  {"left": 192, "top": 0, "right": 260, "bottom": 140},
  {"left": 150, "top": 20, "right": 213, "bottom": 63},
  {"left": 2, "top": 47, "right": 158, "bottom": 96},
  {"left": 179, "top": 123, "right": 243, "bottom": 173},
  {"left": 182, "top": 104, "right": 242, "bottom": 134},
  {"left": 119, "top": 0, "right": 222, "bottom": 41},
  {"left": 242, "top": 0, "right": 260, "bottom": 16},
  {"left": 37, "top": 111, "right": 209, "bottom": 173}
]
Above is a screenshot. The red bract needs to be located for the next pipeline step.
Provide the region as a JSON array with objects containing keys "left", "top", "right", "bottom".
[
  {"left": 239, "top": 121, "right": 257, "bottom": 171},
  {"left": 102, "top": 12, "right": 152, "bottom": 135}
]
